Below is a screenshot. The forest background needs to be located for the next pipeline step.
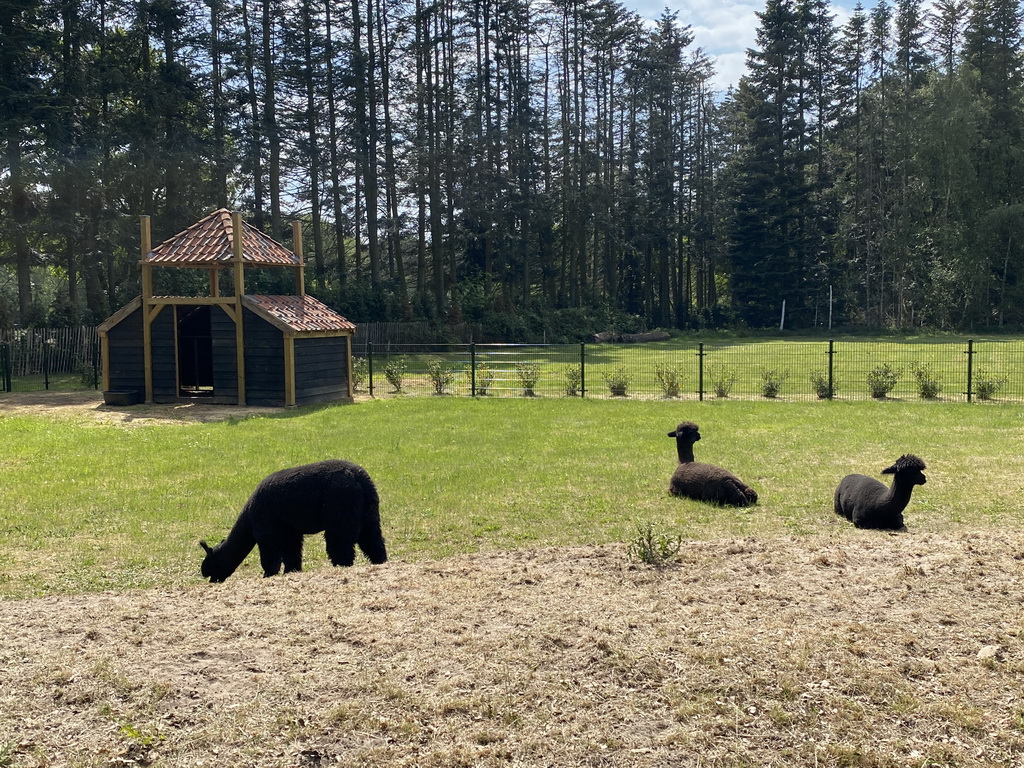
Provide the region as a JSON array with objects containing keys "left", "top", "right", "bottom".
[{"left": 1, "top": 0, "right": 1023, "bottom": 341}]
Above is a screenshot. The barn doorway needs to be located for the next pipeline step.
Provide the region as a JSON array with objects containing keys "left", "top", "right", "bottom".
[{"left": 177, "top": 305, "right": 214, "bottom": 397}]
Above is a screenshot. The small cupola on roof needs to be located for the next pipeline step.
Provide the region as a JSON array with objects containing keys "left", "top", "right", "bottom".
[
  {"left": 145, "top": 208, "right": 300, "bottom": 267},
  {"left": 98, "top": 210, "right": 356, "bottom": 408}
]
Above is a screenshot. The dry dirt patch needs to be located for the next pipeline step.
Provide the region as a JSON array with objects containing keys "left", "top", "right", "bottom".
[
  {"left": 1, "top": 533, "right": 1023, "bottom": 767},
  {"left": 0, "top": 390, "right": 287, "bottom": 425}
]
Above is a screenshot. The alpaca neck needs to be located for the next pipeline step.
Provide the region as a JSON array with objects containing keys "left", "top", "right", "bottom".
[
  {"left": 676, "top": 440, "right": 696, "bottom": 464},
  {"left": 885, "top": 477, "right": 916, "bottom": 513},
  {"left": 216, "top": 513, "right": 258, "bottom": 570}
]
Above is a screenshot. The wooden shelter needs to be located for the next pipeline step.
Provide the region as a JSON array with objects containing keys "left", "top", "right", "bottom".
[{"left": 98, "top": 210, "right": 356, "bottom": 407}]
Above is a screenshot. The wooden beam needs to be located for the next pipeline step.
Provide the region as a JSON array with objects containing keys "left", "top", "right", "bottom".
[
  {"left": 100, "top": 333, "right": 110, "bottom": 392},
  {"left": 346, "top": 335, "right": 353, "bottom": 399},
  {"left": 232, "top": 211, "right": 246, "bottom": 405},
  {"left": 292, "top": 220, "right": 305, "bottom": 297},
  {"left": 141, "top": 215, "right": 154, "bottom": 403},
  {"left": 284, "top": 335, "right": 296, "bottom": 407}
]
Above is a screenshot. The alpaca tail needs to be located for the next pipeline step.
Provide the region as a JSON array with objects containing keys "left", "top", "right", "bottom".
[{"left": 358, "top": 478, "right": 388, "bottom": 564}]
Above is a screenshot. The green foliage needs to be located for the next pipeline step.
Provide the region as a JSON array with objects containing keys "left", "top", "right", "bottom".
[
  {"left": 563, "top": 364, "right": 582, "bottom": 397},
  {"left": 0, "top": 740, "right": 15, "bottom": 767},
  {"left": 654, "top": 363, "right": 683, "bottom": 398},
  {"left": 809, "top": 370, "right": 836, "bottom": 399},
  {"left": 427, "top": 358, "right": 456, "bottom": 395},
  {"left": 758, "top": 368, "right": 789, "bottom": 398},
  {"left": 602, "top": 365, "right": 632, "bottom": 396},
  {"left": 384, "top": 357, "right": 407, "bottom": 393},
  {"left": 911, "top": 362, "right": 942, "bottom": 399},
  {"left": 351, "top": 357, "right": 368, "bottom": 392},
  {"left": 514, "top": 362, "right": 540, "bottom": 396},
  {"left": 627, "top": 521, "right": 682, "bottom": 568},
  {"left": 974, "top": 368, "right": 1009, "bottom": 400},
  {"left": 706, "top": 363, "right": 738, "bottom": 398},
  {"left": 867, "top": 364, "right": 902, "bottom": 398},
  {"left": 475, "top": 363, "right": 495, "bottom": 396}
]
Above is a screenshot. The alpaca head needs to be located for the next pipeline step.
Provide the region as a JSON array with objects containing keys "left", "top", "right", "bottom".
[
  {"left": 881, "top": 454, "right": 927, "bottom": 486},
  {"left": 199, "top": 540, "right": 234, "bottom": 583},
  {"left": 667, "top": 421, "right": 701, "bottom": 443}
]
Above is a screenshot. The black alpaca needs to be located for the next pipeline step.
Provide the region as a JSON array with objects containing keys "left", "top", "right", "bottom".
[
  {"left": 200, "top": 460, "right": 387, "bottom": 582},
  {"left": 667, "top": 421, "right": 758, "bottom": 506},
  {"left": 833, "top": 454, "right": 927, "bottom": 530}
]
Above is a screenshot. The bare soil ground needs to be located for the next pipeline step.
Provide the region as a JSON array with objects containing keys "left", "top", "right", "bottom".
[
  {"left": 1, "top": 533, "right": 1023, "bottom": 767},
  {"left": 0, "top": 390, "right": 285, "bottom": 425}
]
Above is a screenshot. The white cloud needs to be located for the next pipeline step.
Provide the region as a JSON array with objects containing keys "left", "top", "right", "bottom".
[{"left": 628, "top": 0, "right": 869, "bottom": 94}]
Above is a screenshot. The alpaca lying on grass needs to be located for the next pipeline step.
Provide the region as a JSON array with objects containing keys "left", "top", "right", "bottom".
[
  {"left": 667, "top": 421, "right": 758, "bottom": 506},
  {"left": 834, "top": 454, "right": 927, "bottom": 530},
  {"left": 200, "top": 460, "right": 387, "bottom": 582}
]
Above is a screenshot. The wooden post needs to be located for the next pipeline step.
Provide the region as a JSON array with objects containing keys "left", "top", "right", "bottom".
[
  {"left": 284, "top": 335, "right": 296, "bottom": 406},
  {"left": 346, "top": 335, "right": 353, "bottom": 400},
  {"left": 100, "top": 333, "right": 110, "bottom": 391},
  {"left": 232, "top": 211, "right": 247, "bottom": 405},
  {"left": 140, "top": 215, "right": 154, "bottom": 403},
  {"left": 292, "top": 220, "right": 305, "bottom": 297}
]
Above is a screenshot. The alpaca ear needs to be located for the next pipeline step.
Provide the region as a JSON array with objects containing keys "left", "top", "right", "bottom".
[
  {"left": 881, "top": 464, "right": 897, "bottom": 475},
  {"left": 667, "top": 430, "right": 677, "bottom": 437},
  {"left": 200, "top": 540, "right": 213, "bottom": 554}
]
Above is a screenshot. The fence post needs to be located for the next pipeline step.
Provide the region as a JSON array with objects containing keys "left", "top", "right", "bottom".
[
  {"left": 470, "top": 343, "right": 477, "bottom": 396},
  {"left": 965, "top": 339, "right": 974, "bottom": 402},
  {"left": 697, "top": 342, "right": 705, "bottom": 401},
  {"left": 43, "top": 332, "right": 50, "bottom": 390},
  {"left": 368, "top": 341, "right": 375, "bottom": 398},
  {"left": 580, "top": 342, "right": 586, "bottom": 397},
  {"left": 1, "top": 343, "right": 10, "bottom": 392},
  {"left": 827, "top": 339, "right": 835, "bottom": 400}
]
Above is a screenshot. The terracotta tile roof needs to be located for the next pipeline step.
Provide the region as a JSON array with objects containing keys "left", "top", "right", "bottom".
[
  {"left": 244, "top": 295, "right": 356, "bottom": 333},
  {"left": 145, "top": 209, "right": 299, "bottom": 266}
]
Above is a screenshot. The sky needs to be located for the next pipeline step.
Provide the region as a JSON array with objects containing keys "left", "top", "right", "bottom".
[{"left": 629, "top": 0, "right": 861, "bottom": 93}]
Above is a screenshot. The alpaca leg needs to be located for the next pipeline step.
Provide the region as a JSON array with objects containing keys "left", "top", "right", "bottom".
[
  {"left": 324, "top": 525, "right": 357, "bottom": 567},
  {"left": 258, "top": 545, "right": 284, "bottom": 577},
  {"left": 281, "top": 531, "right": 305, "bottom": 574}
]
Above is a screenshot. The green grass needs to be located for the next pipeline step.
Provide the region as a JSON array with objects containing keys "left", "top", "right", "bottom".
[
  {"left": 2, "top": 396, "right": 1023, "bottom": 599},
  {"left": 361, "top": 335, "right": 1024, "bottom": 400}
]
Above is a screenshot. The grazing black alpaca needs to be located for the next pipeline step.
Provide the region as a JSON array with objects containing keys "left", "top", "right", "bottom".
[
  {"left": 833, "top": 454, "right": 927, "bottom": 530},
  {"left": 200, "top": 460, "right": 387, "bottom": 582},
  {"left": 667, "top": 421, "right": 758, "bottom": 506}
]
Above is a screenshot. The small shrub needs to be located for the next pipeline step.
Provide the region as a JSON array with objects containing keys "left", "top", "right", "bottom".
[
  {"left": 758, "top": 367, "right": 789, "bottom": 398},
  {"left": 564, "top": 364, "right": 582, "bottom": 397},
  {"left": 384, "top": 357, "right": 406, "bottom": 393},
  {"left": 515, "top": 361, "right": 541, "bottom": 396},
  {"left": 706, "top": 363, "right": 738, "bottom": 398},
  {"left": 475, "top": 363, "right": 495, "bottom": 396},
  {"left": 654, "top": 363, "right": 683, "bottom": 398},
  {"left": 867, "top": 364, "right": 901, "bottom": 398},
  {"left": 351, "top": 357, "right": 368, "bottom": 392},
  {"left": 627, "top": 521, "right": 682, "bottom": 568},
  {"left": 809, "top": 369, "right": 837, "bottom": 399},
  {"left": 427, "top": 358, "right": 456, "bottom": 395},
  {"left": 602, "top": 365, "right": 632, "bottom": 396},
  {"left": 911, "top": 362, "right": 942, "bottom": 399},
  {"left": 974, "top": 368, "right": 1009, "bottom": 401}
]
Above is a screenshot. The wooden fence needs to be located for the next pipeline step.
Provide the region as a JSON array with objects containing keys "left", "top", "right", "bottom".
[{"left": 0, "top": 326, "right": 100, "bottom": 378}]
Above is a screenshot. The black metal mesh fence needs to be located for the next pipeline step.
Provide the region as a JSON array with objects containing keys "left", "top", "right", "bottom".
[
  {"left": 4, "top": 331, "right": 1023, "bottom": 402},
  {"left": 354, "top": 338, "right": 1024, "bottom": 403}
]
